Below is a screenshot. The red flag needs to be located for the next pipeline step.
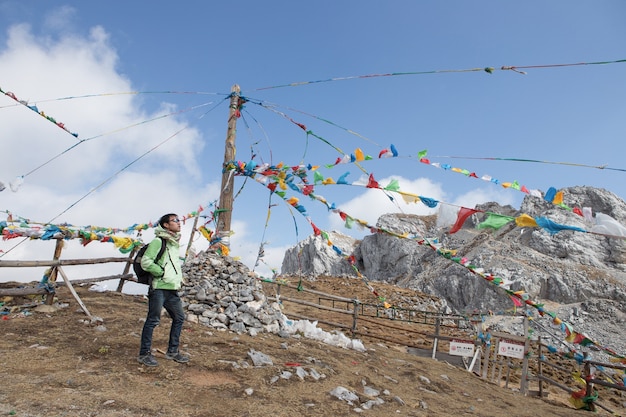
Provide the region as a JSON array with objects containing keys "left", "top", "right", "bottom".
[
  {"left": 509, "top": 295, "right": 524, "bottom": 307},
  {"left": 366, "top": 173, "right": 379, "bottom": 189},
  {"left": 449, "top": 207, "right": 478, "bottom": 234}
]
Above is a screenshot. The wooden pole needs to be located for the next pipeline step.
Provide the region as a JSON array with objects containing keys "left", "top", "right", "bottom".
[
  {"left": 115, "top": 250, "right": 136, "bottom": 293},
  {"left": 45, "top": 239, "right": 65, "bottom": 305},
  {"left": 468, "top": 346, "right": 481, "bottom": 373},
  {"left": 185, "top": 215, "right": 200, "bottom": 259},
  {"left": 57, "top": 267, "right": 92, "bottom": 318},
  {"left": 537, "top": 336, "right": 544, "bottom": 398},
  {"left": 520, "top": 311, "right": 530, "bottom": 395},
  {"left": 431, "top": 315, "right": 440, "bottom": 359},
  {"left": 490, "top": 337, "right": 498, "bottom": 381},
  {"left": 216, "top": 84, "right": 241, "bottom": 248},
  {"left": 351, "top": 298, "right": 359, "bottom": 337},
  {"left": 583, "top": 352, "right": 596, "bottom": 412},
  {"left": 481, "top": 341, "right": 490, "bottom": 379}
]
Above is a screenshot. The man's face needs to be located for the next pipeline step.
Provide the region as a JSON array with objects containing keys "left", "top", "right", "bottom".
[{"left": 164, "top": 215, "right": 181, "bottom": 232}]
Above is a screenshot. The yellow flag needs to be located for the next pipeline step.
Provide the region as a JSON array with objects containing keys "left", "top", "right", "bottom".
[{"left": 515, "top": 214, "right": 538, "bottom": 228}]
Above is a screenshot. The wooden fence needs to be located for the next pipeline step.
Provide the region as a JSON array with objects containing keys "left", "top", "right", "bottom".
[
  {"left": 532, "top": 337, "right": 626, "bottom": 414},
  {"left": 0, "top": 239, "right": 138, "bottom": 318}
]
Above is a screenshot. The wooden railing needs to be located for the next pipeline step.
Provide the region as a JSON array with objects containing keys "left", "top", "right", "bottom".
[
  {"left": 0, "top": 239, "right": 138, "bottom": 317},
  {"left": 532, "top": 337, "right": 625, "bottom": 414}
]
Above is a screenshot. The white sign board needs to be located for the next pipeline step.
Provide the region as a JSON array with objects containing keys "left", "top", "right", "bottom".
[
  {"left": 449, "top": 339, "right": 475, "bottom": 357},
  {"left": 498, "top": 339, "right": 525, "bottom": 359}
]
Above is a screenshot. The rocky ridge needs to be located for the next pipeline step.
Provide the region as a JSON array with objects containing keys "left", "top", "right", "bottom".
[{"left": 281, "top": 186, "right": 626, "bottom": 354}]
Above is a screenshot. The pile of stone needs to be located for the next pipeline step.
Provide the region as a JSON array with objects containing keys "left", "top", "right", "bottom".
[{"left": 180, "top": 250, "right": 283, "bottom": 336}]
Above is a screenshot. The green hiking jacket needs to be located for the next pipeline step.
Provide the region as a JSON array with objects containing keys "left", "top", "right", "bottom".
[{"left": 140, "top": 225, "right": 183, "bottom": 290}]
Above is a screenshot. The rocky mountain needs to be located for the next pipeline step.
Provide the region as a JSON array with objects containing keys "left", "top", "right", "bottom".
[{"left": 281, "top": 186, "right": 626, "bottom": 353}]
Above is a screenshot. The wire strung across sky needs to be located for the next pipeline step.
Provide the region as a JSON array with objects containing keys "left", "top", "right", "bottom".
[{"left": 249, "top": 58, "right": 626, "bottom": 91}]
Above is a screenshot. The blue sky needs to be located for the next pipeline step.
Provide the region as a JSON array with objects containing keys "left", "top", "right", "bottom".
[{"left": 1, "top": 1, "right": 625, "bottom": 285}]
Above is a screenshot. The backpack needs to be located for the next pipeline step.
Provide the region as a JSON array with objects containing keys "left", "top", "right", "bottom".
[{"left": 133, "top": 237, "right": 166, "bottom": 285}]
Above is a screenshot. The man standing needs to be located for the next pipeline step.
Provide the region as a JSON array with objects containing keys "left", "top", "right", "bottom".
[{"left": 137, "top": 213, "right": 189, "bottom": 366}]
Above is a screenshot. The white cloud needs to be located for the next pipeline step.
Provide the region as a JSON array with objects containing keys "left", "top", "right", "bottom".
[
  {"left": 327, "top": 175, "right": 446, "bottom": 236},
  {"left": 0, "top": 23, "right": 229, "bottom": 285},
  {"left": 43, "top": 6, "right": 77, "bottom": 34}
]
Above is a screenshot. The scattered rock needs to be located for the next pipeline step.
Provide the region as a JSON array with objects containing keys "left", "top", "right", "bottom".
[
  {"left": 329, "top": 386, "right": 359, "bottom": 405},
  {"left": 247, "top": 349, "right": 273, "bottom": 366}
]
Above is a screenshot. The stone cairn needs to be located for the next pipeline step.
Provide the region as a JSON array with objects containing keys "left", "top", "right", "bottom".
[{"left": 180, "top": 250, "right": 284, "bottom": 336}]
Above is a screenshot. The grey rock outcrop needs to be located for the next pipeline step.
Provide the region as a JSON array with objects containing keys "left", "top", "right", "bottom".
[
  {"left": 281, "top": 231, "right": 359, "bottom": 278},
  {"left": 280, "top": 186, "right": 626, "bottom": 350}
]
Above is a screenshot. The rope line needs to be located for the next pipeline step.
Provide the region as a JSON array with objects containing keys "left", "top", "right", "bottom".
[{"left": 250, "top": 59, "right": 626, "bottom": 91}]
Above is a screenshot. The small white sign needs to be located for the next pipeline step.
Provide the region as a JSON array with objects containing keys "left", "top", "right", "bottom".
[
  {"left": 449, "top": 339, "right": 475, "bottom": 357},
  {"left": 498, "top": 339, "right": 525, "bottom": 359}
]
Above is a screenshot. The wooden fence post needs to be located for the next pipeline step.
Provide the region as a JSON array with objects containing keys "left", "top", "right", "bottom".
[
  {"left": 45, "top": 239, "right": 65, "bottom": 305},
  {"left": 583, "top": 352, "right": 596, "bottom": 412},
  {"left": 520, "top": 312, "right": 530, "bottom": 395},
  {"left": 431, "top": 315, "right": 440, "bottom": 359},
  {"left": 468, "top": 345, "right": 481, "bottom": 374},
  {"left": 351, "top": 298, "right": 359, "bottom": 337},
  {"left": 537, "top": 336, "right": 543, "bottom": 398},
  {"left": 116, "top": 250, "right": 137, "bottom": 292},
  {"left": 481, "top": 340, "right": 491, "bottom": 379},
  {"left": 490, "top": 337, "right": 499, "bottom": 382},
  {"left": 57, "top": 267, "right": 92, "bottom": 318},
  {"left": 275, "top": 281, "right": 282, "bottom": 309}
]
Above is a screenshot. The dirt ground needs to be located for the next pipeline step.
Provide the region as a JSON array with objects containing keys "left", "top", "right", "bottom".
[{"left": 0, "top": 276, "right": 620, "bottom": 417}]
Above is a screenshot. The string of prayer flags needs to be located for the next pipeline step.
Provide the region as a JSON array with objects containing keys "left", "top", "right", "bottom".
[
  {"left": 229, "top": 158, "right": 626, "bottom": 240},
  {"left": 432, "top": 239, "right": 624, "bottom": 360},
  {"left": 0, "top": 220, "right": 141, "bottom": 253},
  {"left": 446, "top": 200, "right": 626, "bottom": 239},
  {"left": 417, "top": 149, "right": 541, "bottom": 198},
  {"left": 1, "top": 86, "right": 79, "bottom": 138},
  {"left": 1, "top": 201, "right": 217, "bottom": 248}
]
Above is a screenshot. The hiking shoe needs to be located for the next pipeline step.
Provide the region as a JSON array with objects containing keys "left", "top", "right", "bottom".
[
  {"left": 165, "top": 351, "right": 189, "bottom": 363},
  {"left": 137, "top": 354, "right": 158, "bottom": 367}
]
